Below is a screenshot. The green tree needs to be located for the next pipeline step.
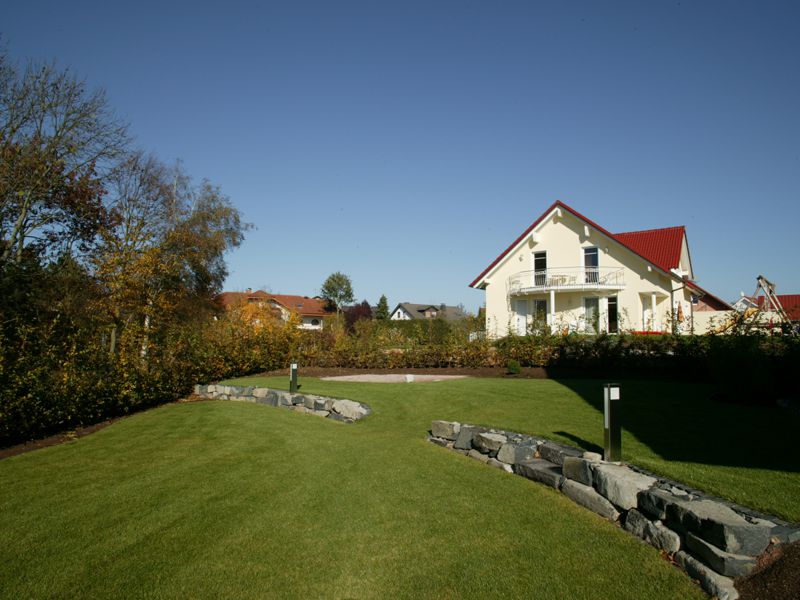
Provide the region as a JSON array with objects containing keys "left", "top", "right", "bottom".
[
  {"left": 375, "top": 294, "right": 390, "bottom": 320},
  {"left": 320, "top": 271, "right": 354, "bottom": 312}
]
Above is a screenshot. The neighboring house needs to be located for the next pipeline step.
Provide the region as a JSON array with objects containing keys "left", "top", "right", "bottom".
[
  {"left": 390, "top": 303, "right": 468, "bottom": 322},
  {"left": 216, "top": 289, "right": 332, "bottom": 330},
  {"left": 469, "top": 201, "right": 731, "bottom": 338},
  {"left": 756, "top": 294, "right": 800, "bottom": 322}
]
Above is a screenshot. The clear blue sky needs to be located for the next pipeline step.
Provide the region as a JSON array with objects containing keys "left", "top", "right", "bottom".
[{"left": 4, "top": 1, "right": 799, "bottom": 312}]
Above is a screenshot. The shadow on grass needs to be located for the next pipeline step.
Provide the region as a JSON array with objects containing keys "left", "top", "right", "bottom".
[
  {"left": 553, "top": 377, "right": 800, "bottom": 474},
  {"left": 554, "top": 431, "right": 603, "bottom": 455}
]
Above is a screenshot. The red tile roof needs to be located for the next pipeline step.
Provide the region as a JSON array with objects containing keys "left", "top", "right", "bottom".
[
  {"left": 470, "top": 200, "right": 687, "bottom": 287},
  {"left": 757, "top": 294, "right": 800, "bottom": 320},
  {"left": 215, "top": 291, "right": 332, "bottom": 317},
  {"left": 613, "top": 226, "right": 685, "bottom": 274},
  {"left": 268, "top": 294, "right": 331, "bottom": 317}
]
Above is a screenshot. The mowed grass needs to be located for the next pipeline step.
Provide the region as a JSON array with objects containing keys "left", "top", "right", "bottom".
[{"left": 0, "top": 376, "right": 795, "bottom": 599}]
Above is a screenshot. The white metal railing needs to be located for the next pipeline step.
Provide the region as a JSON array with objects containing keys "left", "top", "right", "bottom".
[{"left": 508, "top": 267, "right": 626, "bottom": 294}]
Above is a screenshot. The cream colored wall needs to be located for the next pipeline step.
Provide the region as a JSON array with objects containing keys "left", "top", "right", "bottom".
[
  {"left": 692, "top": 310, "right": 735, "bottom": 334},
  {"left": 481, "top": 208, "right": 690, "bottom": 338}
]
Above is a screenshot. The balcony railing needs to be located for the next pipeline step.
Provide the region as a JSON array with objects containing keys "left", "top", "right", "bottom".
[{"left": 508, "top": 267, "right": 626, "bottom": 295}]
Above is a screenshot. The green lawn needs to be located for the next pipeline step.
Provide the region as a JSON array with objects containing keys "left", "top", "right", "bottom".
[{"left": 0, "top": 376, "right": 796, "bottom": 599}]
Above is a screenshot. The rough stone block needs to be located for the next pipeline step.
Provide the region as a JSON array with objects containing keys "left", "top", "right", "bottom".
[
  {"left": 562, "top": 480, "right": 619, "bottom": 521},
  {"left": 292, "top": 405, "right": 310, "bottom": 414},
  {"left": 685, "top": 532, "right": 756, "bottom": 578},
  {"left": 562, "top": 457, "right": 594, "bottom": 486},
  {"left": 277, "top": 392, "right": 293, "bottom": 407},
  {"left": 487, "top": 458, "right": 513, "bottom": 473},
  {"left": 594, "top": 464, "right": 656, "bottom": 510},
  {"left": 304, "top": 396, "right": 316, "bottom": 410},
  {"left": 453, "top": 425, "right": 485, "bottom": 450},
  {"left": 674, "top": 552, "right": 739, "bottom": 600},
  {"left": 313, "top": 397, "right": 328, "bottom": 411},
  {"left": 431, "top": 420, "right": 461, "bottom": 441},
  {"left": 427, "top": 436, "right": 450, "bottom": 448},
  {"left": 497, "top": 443, "right": 537, "bottom": 465},
  {"left": 252, "top": 387, "right": 270, "bottom": 398},
  {"left": 638, "top": 487, "right": 683, "bottom": 520},
  {"left": 468, "top": 449, "right": 490, "bottom": 464},
  {"left": 313, "top": 410, "right": 330, "bottom": 418},
  {"left": 582, "top": 451, "right": 602, "bottom": 462},
  {"left": 514, "top": 459, "right": 564, "bottom": 489},
  {"left": 664, "top": 497, "right": 773, "bottom": 556},
  {"left": 327, "top": 411, "right": 352, "bottom": 423},
  {"left": 624, "top": 509, "right": 681, "bottom": 554},
  {"left": 538, "top": 441, "right": 583, "bottom": 466},
  {"left": 473, "top": 432, "right": 507, "bottom": 456},
  {"left": 332, "top": 399, "right": 369, "bottom": 420},
  {"left": 291, "top": 394, "right": 305, "bottom": 406}
]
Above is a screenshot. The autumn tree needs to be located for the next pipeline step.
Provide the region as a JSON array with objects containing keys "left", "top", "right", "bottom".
[
  {"left": 0, "top": 53, "right": 129, "bottom": 264},
  {"left": 320, "top": 271, "right": 354, "bottom": 312}
]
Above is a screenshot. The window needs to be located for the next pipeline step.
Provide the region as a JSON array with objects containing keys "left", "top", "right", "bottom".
[
  {"left": 584, "top": 247, "right": 599, "bottom": 284},
  {"left": 533, "top": 251, "right": 547, "bottom": 286},
  {"left": 311, "top": 319, "right": 320, "bottom": 326},
  {"left": 608, "top": 296, "right": 618, "bottom": 334},
  {"left": 532, "top": 299, "right": 548, "bottom": 334}
]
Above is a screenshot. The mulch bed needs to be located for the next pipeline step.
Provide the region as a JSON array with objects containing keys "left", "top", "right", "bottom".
[{"left": 736, "top": 541, "right": 800, "bottom": 600}]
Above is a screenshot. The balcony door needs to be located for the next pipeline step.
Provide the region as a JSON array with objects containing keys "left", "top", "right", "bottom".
[
  {"left": 584, "top": 247, "right": 599, "bottom": 284},
  {"left": 533, "top": 251, "right": 547, "bottom": 287}
]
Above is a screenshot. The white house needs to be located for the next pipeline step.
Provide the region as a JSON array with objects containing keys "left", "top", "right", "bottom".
[
  {"left": 390, "top": 303, "right": 468, "bottom": 322},
  {"left": 470, "top": 201, "right": 731, "bottom": 338}
]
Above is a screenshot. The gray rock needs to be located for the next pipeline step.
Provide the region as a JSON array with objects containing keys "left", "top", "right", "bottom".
[
  {"left": 624, "top": 510, "right": 680, "bottom": 554},
  {"left": 583, "top": 451, "right": 602, "bottom": 462},
  {"left": 453, "top": 425, "right": 485, "bottom": 450},
  {"left": 304, "top": 396, "right": 316, "bottom": 410},
  {"left": 685, "top": 532, "right": 756, "bottom": 578},
  {"left": 468, "top": 449, "right": 490, "bottom": 464},
  {"left": 193, "top": 384, "right": 204, "bottom": 395},
  {"left": 327, "top": 411, "right": 352, "bottom": 423},
  {"left": 240, "top": 386, "right": 254, "bottom": 396},
  {"left": 487, "top": 458, "right": 514, "bottom": 473},
  {"left": 594, "top": 464, "right": 656, "bottom": 510},
  {"left": 291, "top": 394, "right": 305, "bottom": 406},
  {"left": 431, "top": 420, "right": 461, "bottom": 440},
  {"left": 252, "top": 387, "right": 270, "bottom": 398},
  {"left": 562, "top": 480, "right": 620, "bottom": 521},
  {"left": 232, "top": 395, "right": 255, "bottom": 403},
  {"left": 497, "top": 443, "right": 537, "bottom": 465},
  {"left": 473, "top": 432, "right": 507, "bottom": 455},
  {"left": 313, "top": 397, "right": 328, "bottom": 411},
  {"left": 313, "top": 410, "right": 331, "bottom": 418},
  {"left": 277, "top": 392, "right": 294, "bottom": 407},
  {"left": 538, "top": 441, "right": 583, "bottom": 466},
  {"left": 675, "top": 552, "right": 739, "bottom": 600},
  {"left": 293, "top": 405, "right": 311, "bottom": 414},
  {"left": 427, "top": 436, "right": 450, "bottom": 448},
  {"left": 332, "top": 399, "right": 369, "bottom": 420},
  {"left": 638, "top": 487, "right": 678, "bottom": 520},
  {"left": 772, "top": 524, "right": 800, "bottom": 544},
  {"left": 514, "top": 459, "right": 564, "bottom": 489},
  {"left": 562, "top": 457, "right": 594, "bottom": 486},
  {"left": 664, "top": 497, "right": 773, "bottom": 556}
]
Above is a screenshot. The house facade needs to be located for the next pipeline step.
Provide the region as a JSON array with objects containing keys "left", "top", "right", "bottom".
[
  {"left": 470, "top": 201, "right": 731, "bottom": 338},
  {"left": 216, "top": 290, "right": 332, "bottom": 330}
]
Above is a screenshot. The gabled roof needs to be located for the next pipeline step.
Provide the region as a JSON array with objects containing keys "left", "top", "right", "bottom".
[
  {"left": 215, "top": 291, "right": 332, "bottom": 317},
  {"left": 614, "top": 226, "right": 685, "bottom": 274},
  {"left": 266, "top": 294, "right": 331, "bottom": 317},
  {"left": 469, "top": 200, "right": 688, "bottom": 288},
  {"left": 756, "top": 294, "right": 800, "bottom": 320},
  {"left": 685, "top": 281, "right": 733, "bottom": 310},
  {"left": 392, "top": 303, "right": 468, "bottom": 322}
]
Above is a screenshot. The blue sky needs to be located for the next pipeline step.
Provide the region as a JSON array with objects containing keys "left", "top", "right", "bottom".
[{"left": 4, "top": 1, "right": 799, "bottom": 312}]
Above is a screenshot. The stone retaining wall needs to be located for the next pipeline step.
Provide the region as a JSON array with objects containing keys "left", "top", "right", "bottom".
[
  {"left": 428, "top": 420, "right": 800, "bottom": 600},
  {"left": 193, "top": 384, "right": 371, "bottom": 422}
]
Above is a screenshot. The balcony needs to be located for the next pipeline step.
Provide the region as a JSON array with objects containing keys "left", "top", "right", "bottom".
[{"left": 508, "top": 267, "right": 626, "bottom": 295}]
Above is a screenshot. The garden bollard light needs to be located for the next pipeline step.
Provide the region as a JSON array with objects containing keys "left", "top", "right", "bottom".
[
  {"left": 290, "top": 363, "right": 298, "bottom": 393},
  {"left": 604, "top": 383, "right": 621, "bottom": 462}
]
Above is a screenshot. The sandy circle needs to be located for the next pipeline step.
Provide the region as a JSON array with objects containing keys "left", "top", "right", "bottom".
[{"left": 320, "top": 374, "right": 469, "bottom": 383}]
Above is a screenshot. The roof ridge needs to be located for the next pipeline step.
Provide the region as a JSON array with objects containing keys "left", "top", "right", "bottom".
[{"left": 615, "top": 225, "right": 685, "bottom": 236}]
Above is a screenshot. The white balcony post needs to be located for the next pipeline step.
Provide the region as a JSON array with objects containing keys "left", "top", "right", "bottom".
[{"left": 550, "top": 289, "right": 555, "bottom": 325}]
